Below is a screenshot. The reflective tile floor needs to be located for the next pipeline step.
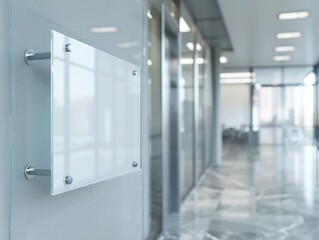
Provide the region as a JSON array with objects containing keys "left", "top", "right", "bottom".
[{"left": 161, "top": 143, "right": 319, "bottom": 240}]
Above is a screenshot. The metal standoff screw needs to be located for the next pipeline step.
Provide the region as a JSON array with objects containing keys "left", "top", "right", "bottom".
[
  {"left": 133, "top": 70, "right": 138, "bottom": 76},
  {"left": 132, "top": 161, "right": 138, "bottom": 168},
  {"left": 65, "top": 175, "right": 73, "bottom": 185},
  {"left": 24, "top": 49, "right": 51, "bottom": 65},
  {"left": 24, "top": 163, "right": 51, "bottom": 180},
  {"left": 65, "top": 43, "right": 72, "bottom": 52}
]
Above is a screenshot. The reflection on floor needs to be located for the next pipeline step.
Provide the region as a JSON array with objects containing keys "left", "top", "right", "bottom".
[{"left": 161, "top": 143, "right": 319, "bottom": 239}]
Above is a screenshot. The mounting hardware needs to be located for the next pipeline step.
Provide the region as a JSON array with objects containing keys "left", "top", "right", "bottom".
[
  {"left": 24, "top": 49, "right": 51, "bottom": 65},
  {"left": 132, "top": 161, "right": 138, "bottom": 168},
  {"left": 24, "top": 163, "right": 51, "bottom": 180},
  {"left": 65, "top": 43, "right": 72, "bottom": 52},
  {"left": 64, "top": 176, "right": 73, "bottom": 185}
]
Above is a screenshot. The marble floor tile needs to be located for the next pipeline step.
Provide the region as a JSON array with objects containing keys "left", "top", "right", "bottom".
[{"left": 161, "top": 143, "right": 319, "bottom": 240}]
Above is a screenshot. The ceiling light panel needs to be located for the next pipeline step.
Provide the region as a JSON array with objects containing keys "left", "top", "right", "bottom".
[
  {"left": 275, "top": 46, "right": 296, "bottom": 52},
  {"left": 186, "top": 43, "right": 202, "bottom": 51},
  {"left": 180, "top": 17, "right": 190, "bottom": 33},
  {"left": 219, "top": 56, "right": 228, "bottom": 64},
  {"left": 276, "top": 32, "right": 302, "bottom": 39},
  {"left": 273, "top": 55, "right": 291, "bottom": 61},
  {"left": 117, "top": 41, "right": 138, "bottom": 48},
  {"left": 278, "top": 11, "right": 309, "bottom": 20},
  {"left": 90, "top": 26, "right": 118, "bottom": 33}
]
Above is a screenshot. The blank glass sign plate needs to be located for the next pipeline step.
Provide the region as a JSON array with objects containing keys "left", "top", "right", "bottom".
[{"left": 51, "top": 30, "right": 141, "bottom": 195}]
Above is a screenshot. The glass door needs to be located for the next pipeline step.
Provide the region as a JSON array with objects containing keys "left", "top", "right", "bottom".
[{"left": 258, "top": 84, "right": 315, "bottom": 145}]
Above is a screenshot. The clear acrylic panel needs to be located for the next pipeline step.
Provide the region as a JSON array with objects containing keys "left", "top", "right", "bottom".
[{"left": 51, "top": 30, "right": 141, "bottom": 195}]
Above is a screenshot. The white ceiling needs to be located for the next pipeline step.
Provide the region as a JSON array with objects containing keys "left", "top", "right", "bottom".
[{"left": 217, "top": 0, "right": 319, "bottom": 68}]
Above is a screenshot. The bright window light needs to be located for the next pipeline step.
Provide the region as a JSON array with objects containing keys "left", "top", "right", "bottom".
[
  {"left": 254, "top": 83, "right": 262, "bottom": 90},
  {"left": 219, "top": 56, "right": 228, "bottom": 64},
  {"left": 180, "top": 17, "right": 190, "bottom": 33},
  {"left": 220, "top": 72, "right": 254, "bottom": 79},
  {"left": 147, "top": 10, "right": 152, "bottom": 19},
  {"left": 186, "top": 43, "right": 194, "bottom": 51},
  {"left": 197, "top": 58, "right": 205, "bottom": 64},
  {"left": 278, "top": 11, "right": 309, "bottom": 20},
  {"left": 181, "top": 58, "right": 205, "bottom": 65},
  {"left": 275, "top": 46, "right": 296, "bottom": 52},
  {"left": 303, "top": 72, "right": 316, "bottom": 85},
  {"left": 277, "top": 32, "right": 302, "bottom": 39},
  {"left": 181, "top": 58, "right": 193, "bottom": 65},
  {"left": 186, "top": 42, "right": 202, "bottom": 51},
  {"left": 90, "top": 26, "right": 118, "bottom": 33},
  {"left": 273, "top": 55, "right": 291, "bottom": 61},
  {"left": 147, "top": 60, "right": 152, "bottom": 66}
]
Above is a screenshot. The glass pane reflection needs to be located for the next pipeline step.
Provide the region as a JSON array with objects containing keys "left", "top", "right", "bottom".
[
  {"left": 51, "top": 31, "right": 141, "bottom": 195},
  {"left": 180, "top": 9, "right": 195, "bottom": 199}
]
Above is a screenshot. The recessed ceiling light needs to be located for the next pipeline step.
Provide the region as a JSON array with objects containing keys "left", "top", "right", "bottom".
[
  {"left": 278, "top": 11, "right": 310, "bottom": 20},
  {"left": 186, "top": 42, "right": 202, "bottom": 51},
  {"left": 275, "top": 46, "right": 296, "bottom": 52},
  {"left": 180, "top": 17, "right": 190, "bottom": 33},
  {"left": 219, "top": 56, "right": 228, "bottom": 64},
  {"left": 276, "top": 32, "right": 302, "bottom": 39},
  {"left": 273, "top": 55, "right": 291, "bottom": 61},
  {"left": 90, "top": 26, "right": 118, "bottom": 33}
]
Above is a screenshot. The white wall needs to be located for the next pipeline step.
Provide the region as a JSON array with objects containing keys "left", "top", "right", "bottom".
[
  {"left": 221, "top": 84, "right": 251, "bottom": 129},
  {"left": 0, "top": 0, "right": 10, "bottom": 239},
  {"left": 8, "top": 0, "right": 147, "bottom": 239}
]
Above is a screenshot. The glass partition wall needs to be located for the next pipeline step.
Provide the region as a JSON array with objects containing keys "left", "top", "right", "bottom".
[
  {"left": 196, "top": 33, "right": 206, "bottom": 179},
  {"left": 179, "top": 5, "right": 195, "bottom": 200},
  {"left": 315, "top": 65, "right": 319, "bottom": 145},
  {"left": 147, "top": 1, "right": 214, "bottom": 239},
  {"left": 254, "top": 67, "right": 316, "bottom": 145},
  {"left": 203, "top": 44, "right": 213, "bottom": 169},
  {"left": 148, "top": 3, "right": 163, "bottom": 239}
]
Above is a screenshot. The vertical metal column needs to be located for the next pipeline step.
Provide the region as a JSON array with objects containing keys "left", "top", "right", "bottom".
[
  {"left": 249, "top": 68, "right": 259, "bottom": 146},
  {"left": 280, "top": 67, "right": 285, "bottom": 145},
  {"left": 161, "top": 1, "right": 181, "bottom": 230},
  {"left": 314, "top": 65, "right": 319, "bottom": 145},
  {"left": 161, "top": 3, "right": 169, "bottom": 230},
  {"left": 193, "top": 31, "right": 199, "bottom": 181},
  {"left": 211, "top": 48, "right": 222, "bottom": 166}
]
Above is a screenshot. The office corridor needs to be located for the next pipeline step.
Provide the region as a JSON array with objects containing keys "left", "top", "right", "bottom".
[{"left": 162, "top": 142, "right": 319, "bottom": 240}]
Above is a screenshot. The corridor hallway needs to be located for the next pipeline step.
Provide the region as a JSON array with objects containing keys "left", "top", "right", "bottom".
[{"left": 162, "top": 142, "right": 319, "bottom": 239}]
